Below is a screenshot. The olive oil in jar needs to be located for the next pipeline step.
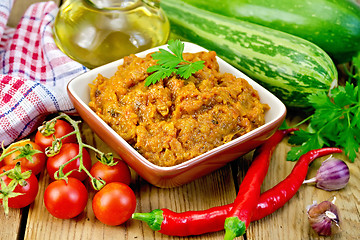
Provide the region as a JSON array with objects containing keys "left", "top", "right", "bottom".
[{"left": 53, "top": 0, "right": 170, "bottom": 69}]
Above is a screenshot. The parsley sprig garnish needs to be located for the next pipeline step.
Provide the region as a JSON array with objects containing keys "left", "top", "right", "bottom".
[
  {"left": 145, "top": 39, "right": 205, "bottom": 86},
  {"left": 286, "top": 52, "right": 360, "bottom": 162}
]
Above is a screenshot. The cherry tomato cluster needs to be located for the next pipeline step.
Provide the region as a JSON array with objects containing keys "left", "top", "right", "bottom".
[{"left": 0, "top": 113, "right": 136, "bottom": 226}]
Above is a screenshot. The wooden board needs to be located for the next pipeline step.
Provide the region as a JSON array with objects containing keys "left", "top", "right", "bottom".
[
  {"left": 2, "top": 0, "right": 360, "bottom": 239},
  {"left": 4, "top": 120, "right": 355, "bottom": 240},
  {"left": 23, "top": 121, "right": 238, "bottom": 240}
]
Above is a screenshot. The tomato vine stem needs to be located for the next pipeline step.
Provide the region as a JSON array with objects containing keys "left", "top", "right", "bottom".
[{"left": 47, "top": 113, "right": 109, "bottom": 190}]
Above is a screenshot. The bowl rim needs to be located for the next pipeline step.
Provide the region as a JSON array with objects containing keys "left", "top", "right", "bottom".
[{"left": 67, "top": 41, "right": 287, "bottom": 172}]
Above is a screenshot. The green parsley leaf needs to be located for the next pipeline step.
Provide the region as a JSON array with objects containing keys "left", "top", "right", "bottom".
[
  {"left": 287, "top": 129, "right": 327, "bottom": 161},
  {"left": 177, "top": 61, "right": 205, "bottom": 79},
  {"left": 287, "top": 75, "right": 360, "bottom": 162},
  {"left": 308, "top": 91, "right": 332, "bottom": 109},
  {"left": 150, "top": 49, "right": 181, "bottom": 68},
  {"left": 287, "top": 53, "right": 360, "bottom": 162},
  {"left": 167, "top": 39, "right": 184, "bottom": 58},
  {"left": 145, "top": 65, "right": 175, "bottom": 86},
  {"left": 288, "top": 129, "right": 314, "bottom": 146},
  {"left": 339, "top": 127, "right": 359, "bottom": 161},
  {"left": 144, "top": 39, "right": 205, "bottom": 86}
]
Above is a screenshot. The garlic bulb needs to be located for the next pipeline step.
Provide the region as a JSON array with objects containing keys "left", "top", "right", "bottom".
[
  {"left": 303, "top": 157, "right": 350, "bottom": 191},
  {"left": 307, "top": 198, "right": 340, "bottom": 236}
]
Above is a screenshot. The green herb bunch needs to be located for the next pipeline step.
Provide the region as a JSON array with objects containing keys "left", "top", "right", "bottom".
[
  {"left": 145, "top": 39, "right": 205, "bottom": 86},
  {"left": 286, "top": 52, "right": 360, "bottom": 162}
]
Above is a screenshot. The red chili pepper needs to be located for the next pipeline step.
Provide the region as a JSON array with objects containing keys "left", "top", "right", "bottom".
[
  {"left": 132, "top": 146, "right": 342, "bottom": 237},
  {"left": 223, "top": 128, "right": 298, "bottom": 239},
  {"left": 251, "top": 147, "right": 342, "bottom": 221}
]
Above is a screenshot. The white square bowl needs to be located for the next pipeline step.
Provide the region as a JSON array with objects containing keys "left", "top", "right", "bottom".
[{"left": 67, "top": 42, "right": 286, "bottom": 188}]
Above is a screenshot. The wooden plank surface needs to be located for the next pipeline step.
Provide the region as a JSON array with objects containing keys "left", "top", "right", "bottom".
[
  {"left": 3, "top": 0, "right": 360, "bottom": 239},
  {"left": 0, "top": 208, "right": 23, "bottom": 240},
  {"left": 246, "top": 119, "right": 360, "bottom": 240},
  {"left": 18, "top": 120, "right": 360, "bottom": 240},
  {"left": 23, "top": 121, "right": 239, "bottom": 240}
]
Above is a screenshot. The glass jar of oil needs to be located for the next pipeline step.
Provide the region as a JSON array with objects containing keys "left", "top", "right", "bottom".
[{"left": 53, "top": 0, "right": 170, "bottom": 69}]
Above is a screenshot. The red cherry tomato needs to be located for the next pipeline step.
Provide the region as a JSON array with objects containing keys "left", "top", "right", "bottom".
[
  {"left": 92, "top": 182, "right": 136, "bottom": 226},
  {"left": 2, "top": 140, "right": 46, "bottom": 175},
  {"left": 90, "top": 158, "right": 131, "bottom": 187},
  {"left": 0, "top": 165, "right": 39, "bottom": 209},
  {"left": 44, "top": 177, "right": 88, "bottom": 219},
  {"left": 35, "top": 119, "right": 77, "bottom": 151},
  {"left": 46, "top": 143, "right": 92, "bottom": 181}
]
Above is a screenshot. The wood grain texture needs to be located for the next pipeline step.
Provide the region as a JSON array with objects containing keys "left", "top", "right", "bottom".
[
  {"left": 0, "top": 208, "right": 23, "bottom": 240},
  {"left": 23, "top": 122, "right": 239, "bottom": 240},
  {"left": 3, "top": 1, "right": 360, "bottom": 239},
  {"left": 245, "top": 122, "right": 360, "bottom": 240},
  {"left": 5, "top": 119, "right": 359, "bottom": 239}
]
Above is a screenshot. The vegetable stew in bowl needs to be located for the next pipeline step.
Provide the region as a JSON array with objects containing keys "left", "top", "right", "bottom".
[{"left": 67, "top": 41, "right": 286, "bottom": 188}]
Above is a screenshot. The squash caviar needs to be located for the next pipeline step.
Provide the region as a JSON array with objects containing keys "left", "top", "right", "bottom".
[{"left": 89, "top": 51, "right": 269, "bottom": 167}]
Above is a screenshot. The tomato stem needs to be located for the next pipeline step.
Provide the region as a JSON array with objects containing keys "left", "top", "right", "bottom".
[
  {"left": 82, "top": 143, "right": 103, "bottom": 156},
  {"left": 0, "top": 139, "right": 34, "bottom": 162},
  {"left": 38, "top": 119, "right": 57, "bottom": 136},
  {"left": 0, "top": 164, "right": 29, "bottom": 215},
  {"left": 48, "top": 113, "right": 110, "bottom": 190},
  {"left": 57, "top": 131, "right": 77, "bottom": 141},
  {"left": 55, "top": 154, "right": 80, "bottom": 179}
]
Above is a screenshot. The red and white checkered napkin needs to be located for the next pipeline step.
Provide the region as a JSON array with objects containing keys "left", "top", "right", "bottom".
[{"left": 0, "top": 1, "right": 88, "bottom": 146}]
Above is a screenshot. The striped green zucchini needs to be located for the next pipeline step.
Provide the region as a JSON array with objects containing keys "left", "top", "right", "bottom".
[
  {"left": 160, "top": 0, "right": 338, "bottom": 109},
  {"left": 179, "top": 0, "right": 360, "bottom": 64}
]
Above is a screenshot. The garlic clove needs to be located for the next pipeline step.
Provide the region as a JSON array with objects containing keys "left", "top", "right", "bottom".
[
  {"left": 307, "top": 199, "right": 341, "bottom": 236},
  {"left": 315, "top": 157, "right": 350, "bottom": 191},
  {"left": 303, "top": 157, "right": 350, "bottom": 191}
]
